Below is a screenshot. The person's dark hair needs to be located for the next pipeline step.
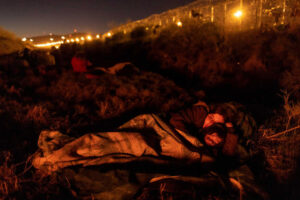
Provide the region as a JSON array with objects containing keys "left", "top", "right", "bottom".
[{"left": 198, "top": 123, "right": 227, "bottom": 140}]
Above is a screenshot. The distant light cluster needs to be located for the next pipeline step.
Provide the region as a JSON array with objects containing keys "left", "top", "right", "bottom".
[
  {"left": 23, "top": 14, "right": 189, "bottom": 49},
  {"left": 23, "top": 33, "right": 107, "bottom": 49},
  {"left": 34, "top": 41, "right": 64, "bottom": 48}
]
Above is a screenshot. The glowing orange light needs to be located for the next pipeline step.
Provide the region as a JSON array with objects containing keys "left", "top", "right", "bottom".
[
  {"left": 234, "top": 10, "right": 243, "bottom": 18},
  {"left": 34, "top": 41, "right": 63, "bottom": 48},
  {"left": 177, "top": 21, "right": 183, "bottom": 27},
  {"left": 86, "top": 35, "right": 92, "bottom": 40},
  {"left": 22, "top": 37, "right": 27, "bottom": 42}
]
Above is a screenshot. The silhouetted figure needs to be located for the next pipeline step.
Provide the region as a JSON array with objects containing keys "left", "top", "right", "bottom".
[
  {"left": 153, "top": 25, "right": 161, "bottom": 34},
  {"left": 22, "top": 48, "right": 30, "bottom": 61},
  {"left": 272, "top": 9, "right": 282, "bottom": 25},
  {"left": 71, "top": 52, "right": 107, "bottom": 79},
  {"left": 71, "top": 52, "right": 92, "bottom": 73},
  {"left": 191, "top": 9, "right": 203, "bottom": 18},
  {"left": 50, "top": 46, "right": 63, "bottom": 70}
]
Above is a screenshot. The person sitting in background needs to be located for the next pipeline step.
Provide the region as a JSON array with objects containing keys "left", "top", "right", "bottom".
[
  {"left": 71, "top": 52, "right": 93, "bottom": 73},
  {"left": 71, "top": 52, "right": 139, "bottom": 79},
  {"left": 71, "top": 51, "right": 107, "bottom": 79}
]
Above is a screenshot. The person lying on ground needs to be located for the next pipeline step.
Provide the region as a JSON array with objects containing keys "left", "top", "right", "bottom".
[{"left": 32, "top": 101, "right": 244, "bottom": 173}]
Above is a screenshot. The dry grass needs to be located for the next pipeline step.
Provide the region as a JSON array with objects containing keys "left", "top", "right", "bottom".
[
  {"left": 0, "top": 152, "right": 19, "bottom": 198},
  {"left": 259, "top": 131, "right": 300, "bottom": 183},
  {"left": 256, "top": 91, "right": 300, "bottom": 187},
  {"left": 1, "top": 20, "right": 300, "bottom": 199}
]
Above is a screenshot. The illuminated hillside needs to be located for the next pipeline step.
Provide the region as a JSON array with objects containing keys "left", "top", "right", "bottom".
[
  {"left": 0, "top": 27, "right": 26, "bottom": 55},
  {"left": 109, "top": 0, "right": 299, "bottom": 35}
]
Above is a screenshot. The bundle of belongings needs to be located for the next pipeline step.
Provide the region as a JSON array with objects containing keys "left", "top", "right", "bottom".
[{"left": 32, "top": 101, "right": 268, "bottom": 199}]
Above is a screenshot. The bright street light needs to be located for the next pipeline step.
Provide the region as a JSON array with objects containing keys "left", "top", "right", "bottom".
[
  {"left": 177, "top": 21, "right": 183, "bottom": 27},
  {"left": 234, "top": 10, "right": 243, "bottom": 18},
  {"left": 86, "top": 35, "right": 92, "bottom": 40},
  {"left": 22, "top": 37, "right": 27, "bottom": 42}
]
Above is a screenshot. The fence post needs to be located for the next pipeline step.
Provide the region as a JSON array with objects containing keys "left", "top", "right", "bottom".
[
  {"left": 210, "top": 0, "right": 214, "bottom": 23},
  {"left": 224, "top": 1, "right": 227, "bottom": 33},
  {"left": 282, "top": 0, "right": 286, "bottom": 24}
]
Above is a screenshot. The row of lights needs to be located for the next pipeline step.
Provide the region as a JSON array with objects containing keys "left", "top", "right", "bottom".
[
  {"left": 174, "top": 10, "right": 243, "bottom": 27},
  {"left": 22, "top": 34, "right": 107, "bottom": 48},
  {"left": 22, "top": 18, "right": 184, "bottom": 46},
  {"left": 23, "top": 10, "right": 243, "bottom": 48},
  {"left": 24, "top": 20, "right": 182, "bottom": 48}
]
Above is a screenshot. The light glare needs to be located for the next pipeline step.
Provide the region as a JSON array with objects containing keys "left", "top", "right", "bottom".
[
  {"left": 234, "top": 10, "right": 243, "bottom": 18},
  {"left": 177, "top": 21, "right": 183, "bottom": 27},
  {"left": 87, "top": 35, "right": 92, "bottom": 40},
  {"left": 34, "top": 41, "right": 63, "bottom": 48}
]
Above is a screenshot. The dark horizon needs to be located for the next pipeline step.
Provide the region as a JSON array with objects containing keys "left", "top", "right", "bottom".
[{"left": 0, "top": 0, "right": 196, "bottom": 37}]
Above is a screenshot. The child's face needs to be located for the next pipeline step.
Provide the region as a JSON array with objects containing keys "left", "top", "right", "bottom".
[{"left": 204, "top": 132, "right": 223, "bottom": 147}]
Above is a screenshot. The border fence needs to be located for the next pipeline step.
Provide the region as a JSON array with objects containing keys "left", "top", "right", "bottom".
[{"left": 110, "top": 0, "right": 300, "bottom": 35}]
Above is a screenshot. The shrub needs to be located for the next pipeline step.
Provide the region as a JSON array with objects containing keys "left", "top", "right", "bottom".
[{"left": 130, "top": 26, "right": 148, "bottom": 39}]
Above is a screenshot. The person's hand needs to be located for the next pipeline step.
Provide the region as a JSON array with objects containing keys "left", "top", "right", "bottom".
[
  {"left": 225, "top": 122, "right": 236, "bottom": 135},
  {"left": 203, "top": 113, "right": 225, "bottom": 128},
  {"left": 225, "top": 122, "right": 233, "bottom": 128}
]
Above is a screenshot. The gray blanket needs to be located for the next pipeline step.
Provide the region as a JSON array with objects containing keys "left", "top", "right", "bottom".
[{"left": 33, "top": 114, "right": 215, "bottom": 172}]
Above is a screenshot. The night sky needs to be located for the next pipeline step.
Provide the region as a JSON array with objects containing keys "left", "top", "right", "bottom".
[{"left": 0, "top": 0, "right": 195, "bottom": 37}]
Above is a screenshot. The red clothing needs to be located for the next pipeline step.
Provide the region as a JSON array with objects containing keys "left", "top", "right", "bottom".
[{"left": 71, "top": 56, "right": 92, "bottom": 73}]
